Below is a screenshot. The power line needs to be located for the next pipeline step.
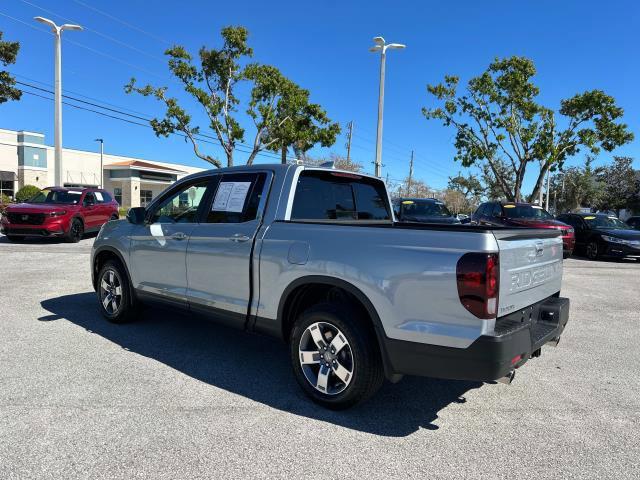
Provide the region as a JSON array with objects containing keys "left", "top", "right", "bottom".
[
  {"left": 72, "top": 0, "right": 173, "bottom": 46},
  {"left": 17, "top": 87, "right": 287, "bottom": 163},
  {"left": 18, "top": 0, "right": 166, "bottom": 62}
]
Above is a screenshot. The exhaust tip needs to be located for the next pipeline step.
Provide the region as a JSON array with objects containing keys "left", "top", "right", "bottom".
[{"left": 497, "top": 370, "right": 516, "bottom": 385}]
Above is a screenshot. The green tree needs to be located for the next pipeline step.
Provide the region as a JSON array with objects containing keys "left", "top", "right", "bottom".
[
  {"left": 15, "top": 185, "right": 40, "bottom": 203},
  {"left": 423, "top": 56, "right": 633, "bottom": 202},
  {"left": 1, "top": 31, "right": 21, "bottom": 104},
  {"left": 243, "top": 64, "right": 339, "bottom": 164},
  {"left": 126, "top": 26, "right": 339, "bottom": 167},
  {"left": 595, "top": 156, "right": 637, "bottom": 212},
  {"left": 552, "top": 157, "right": 603, "bottom": 213},
  {"left": 448, "top": 172, "right": 484, "bottom": 205}
]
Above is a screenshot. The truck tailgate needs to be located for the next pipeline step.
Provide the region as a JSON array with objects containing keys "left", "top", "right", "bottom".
[{"left": 493, "top": 229, "right": 563, "bottom": 317}]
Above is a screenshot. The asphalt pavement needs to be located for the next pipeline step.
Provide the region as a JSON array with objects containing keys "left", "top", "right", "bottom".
[{"left": 0, "top": 234, "right": 638, "bottom": 479}]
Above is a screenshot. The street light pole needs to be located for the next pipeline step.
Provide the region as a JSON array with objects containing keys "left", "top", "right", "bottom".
[
  {"left": 95, "top": 138, "right": 104, "bottom": 188},
  {"left": 34, "top": 17, "right": 82, "bottom": 187},
  {"left": 369, "top": 36, "right": 405, "bottom": 178}
]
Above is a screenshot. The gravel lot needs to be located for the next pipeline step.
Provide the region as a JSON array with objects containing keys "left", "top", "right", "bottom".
[{"left": 1, "top": 234, "right": 639, "bottom": 479}]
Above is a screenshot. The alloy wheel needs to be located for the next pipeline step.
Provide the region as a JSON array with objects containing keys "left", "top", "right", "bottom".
[
  {"left": 298, "top": 321, "right": 354, "bottom": 395},
  {"left": 100, "top": 269, "right": 123, "bottom": 315},
  {"left": 587, "top": 241, "right": 598, "bottom": 260}
]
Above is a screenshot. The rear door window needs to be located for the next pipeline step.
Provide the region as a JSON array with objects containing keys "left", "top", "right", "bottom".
[{"left": 291, "top": 171, "right": 390, "bottom": 221}]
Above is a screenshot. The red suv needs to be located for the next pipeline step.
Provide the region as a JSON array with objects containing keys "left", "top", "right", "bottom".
[
  {"left": 472, "top": 201, "right": 575, "bottom": 258},
  {"left": 1, "top": 187, "right": 119, "bottom": 243}
]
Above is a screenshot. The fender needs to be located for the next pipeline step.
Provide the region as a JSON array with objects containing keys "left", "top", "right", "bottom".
[{"left": 92, "top": 245, "right": 135, "bottom": 302}]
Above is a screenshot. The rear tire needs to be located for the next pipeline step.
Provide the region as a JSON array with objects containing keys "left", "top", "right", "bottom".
[
  {"left": 66, "top": 218, "right": 83, "bottom": 243},
  {"left": 563, "top": 252, "right": 571, "bottom": 259},
  {"left": 97, "top": 259, "right": 139, "bottom": 323},
  {"left": 290, "top": 302, "right": 384, "bottom": 410},
  {"left": 110, "top": 214, "right": 119, "bottom": 221}
]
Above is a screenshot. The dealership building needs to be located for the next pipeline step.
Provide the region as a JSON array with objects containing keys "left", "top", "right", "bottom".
[{"left": 0, "top": 127, "right": 203, "bottom": 208}]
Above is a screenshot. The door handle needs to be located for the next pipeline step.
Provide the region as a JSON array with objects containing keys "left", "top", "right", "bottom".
[
  {"left": 171, "top": 232, "right": 187, "bottom": 240},
  {"left": 229, "top": 233, "right": 250, "bottom": 243}
]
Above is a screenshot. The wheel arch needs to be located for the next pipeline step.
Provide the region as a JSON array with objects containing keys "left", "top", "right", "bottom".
[
  {"left": 92, "top": 246, "right": 134, "bottom": 301},
  {"left": 275, "top": 275, "right": 396, "bottom": 380}
]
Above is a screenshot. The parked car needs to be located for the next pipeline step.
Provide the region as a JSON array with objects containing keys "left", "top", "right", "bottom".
[
  {"left": 472, "top": 201, "right": 575, "bottom": 258},
  {"left": 91, "top": 164, "right": 569, "bottom": 409},
  {"left": 392, "top": 197, "right": 461, "bottom": 224},
  {"left": 0, "top": 187, "right": 119, "bottom": 243},
  {"left": 556, "top": 213, "right": 640, "bottom": 260},
  {"left": 626, "top": 216, "right": 640, "bottom": 230}
]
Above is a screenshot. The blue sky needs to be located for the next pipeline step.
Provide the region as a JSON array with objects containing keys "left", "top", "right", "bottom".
[{"left": 1, "top": 0, "right": 639, "bottom": 191}]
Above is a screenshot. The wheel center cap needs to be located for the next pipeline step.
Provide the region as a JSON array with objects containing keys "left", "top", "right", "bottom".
[{"left": 323, "top": 351, "right": 334, "bottom": 363}]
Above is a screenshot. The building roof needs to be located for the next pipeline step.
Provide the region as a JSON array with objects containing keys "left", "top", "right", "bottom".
[{"left": 104, "top": 160, "right": 186, "bottom": 174}]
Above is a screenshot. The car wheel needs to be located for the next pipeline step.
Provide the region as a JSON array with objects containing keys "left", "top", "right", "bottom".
[
  {"left": 97, "top": 259, "right": 138, "bottom": 323},
  {"left": 6, "top": 235, "right": 24, "bottom": 242},
  {"left": 563, "top": 251, "right": 571, "bottom": 259},
  {"left": 290, "top": 302, "right": 384, "bottom": 410},
  {"left": 110, "top": 214, "right": 119, "bottom": 221},
  {"left": 66, "top": 218, "right": 83, "bottom": 243},
  {"left": 586, "top": 240, "right": 600, "bottom": 260}
]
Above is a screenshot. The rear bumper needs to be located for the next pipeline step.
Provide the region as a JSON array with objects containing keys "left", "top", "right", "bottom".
[{"left": 384, "top": 296, "right": 570, "bottom": 381}]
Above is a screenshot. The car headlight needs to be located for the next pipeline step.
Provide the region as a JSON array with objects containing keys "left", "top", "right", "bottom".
[{"left": 49, "top": 210, "right": 67, "bottom": 217}]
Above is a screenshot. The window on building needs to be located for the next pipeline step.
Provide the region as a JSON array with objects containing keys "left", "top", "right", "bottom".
[
  {"left": 140, "top": 190, "right": 153, "bottom": 207},
  {"left": 113, "top": 188, "right": 122, "bottom": 206}
]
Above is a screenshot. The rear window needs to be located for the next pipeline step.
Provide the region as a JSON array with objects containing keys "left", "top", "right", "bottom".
[{"left": 291, "top": 171, "right": 390, "bottom": 221}]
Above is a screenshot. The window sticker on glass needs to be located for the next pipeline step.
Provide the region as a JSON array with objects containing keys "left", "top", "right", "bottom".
[
  {"left": 212, "top": 182, "right": 252, "bottom": 212},
  {"left": 94, "top": 192, "right": 104, "bottom": 202}
]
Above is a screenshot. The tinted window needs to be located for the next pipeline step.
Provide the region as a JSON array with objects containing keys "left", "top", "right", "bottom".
[
  {"left": 291, "top": 171, "right": 390, "bottom": 221},
  {"left": 83, "top": 192, "right": 96, "bottom": 206},
  {"left": 399, "top": 199, "right": 452, "bottom": 218},
  {"left": 205, "top": 173, "right": 267, "bottom": 224},
  {"left": 503, "top": 204, "right": 553, "bottom": 219},
  {"left": 150, "top": 179, "right": 210, "bottom": 224},
  {"left": 491, "top": 203, "right": 503, "bottom": 217},
  {"left": 476, "top": 203, "right": 489, "bottom": 217},
  {"left": 95, "top": 191, "right": 112, "bottom": 203},
  {"left": 28, "top": 189, "right": 83, "bottom": 205},
  {"left": 582, "top": 215, "right": 628, "bottom": 230}
]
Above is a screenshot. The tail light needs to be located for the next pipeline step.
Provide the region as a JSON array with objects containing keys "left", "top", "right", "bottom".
[{"left": 456, "top": 252, "right": 499, "bottom": 319}]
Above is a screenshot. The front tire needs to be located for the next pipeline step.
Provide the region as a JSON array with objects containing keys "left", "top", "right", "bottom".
[
  {"left": 586, "top": 240, "right": 600, "bottom": 260},
  {"left": 66, "top": 218, "right": 83, "bottom": 243},
  {"left": 97, "top": 260, "right": 138, "bottom": 323},
  {"left": 290, "top": 302, "right": 384, "bottom": 410}
]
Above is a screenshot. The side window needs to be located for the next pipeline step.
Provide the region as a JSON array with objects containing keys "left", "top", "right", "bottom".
[
  {"left": 491, "top": 203, "right": 503, "bottom": 217},
  {"left": 205, "top": 172, "right": 267, "bottom": 224},
  {"left": 149, "top": 179, "right": 210, "bottom": 224},
  {"left": 291, "top": 171, "right": 390, "bottom": 221},
  {"left": 97, "top": 191, "right": 112, "bottom": 203},
  {"left": 83, "top": 192, "right": 96, "bottom": 206}
]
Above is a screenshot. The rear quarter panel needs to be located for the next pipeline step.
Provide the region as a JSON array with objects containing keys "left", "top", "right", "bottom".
[{"left": 257, "top": 222, "right": 500, "bottom": 349}]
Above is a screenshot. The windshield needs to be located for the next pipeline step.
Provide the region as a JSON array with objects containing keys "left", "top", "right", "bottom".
[
  {"left": 583, "top": 215, "right": 628, "bottom": 230},
  {"left": 503, "top": 205, "right": 553, "bottom": 220},
  {"left": 28, "top": 189, "right": 83, "bottom": 205},
  {"left": 400, "top": 200, "right": 452, "bottom": 217}
]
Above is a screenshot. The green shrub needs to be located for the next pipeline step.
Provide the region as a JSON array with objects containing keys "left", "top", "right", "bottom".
[
  {"left": 0, "top": 193, "right": 11, "bottom": 204},
  {"left": 15, "top": 185, "right": 41, "bottom": 203},
  {"left": 118, "top": 207, "right": 128, "bottom": 218}
]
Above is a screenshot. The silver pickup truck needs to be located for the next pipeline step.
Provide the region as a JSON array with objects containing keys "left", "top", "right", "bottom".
[{"left": 91, "top": 164, "right": 569, "bottom": 409}]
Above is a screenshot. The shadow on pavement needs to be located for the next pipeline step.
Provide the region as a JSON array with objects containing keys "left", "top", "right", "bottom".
[
  {"left": 40, "top": 292, "right": 481, "bottom": 437},
  {"left": 0, "top": 231, "right": 98, "bottom": 244}
]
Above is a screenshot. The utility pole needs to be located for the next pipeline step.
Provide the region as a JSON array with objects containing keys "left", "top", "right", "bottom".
[
  {"left": 34, "top": 17, "right": 82, "bottom": 187},
  {"left": 95, "top": 138, "right": 104, "bottom": 188},
  {"left": 369, "top": 36, "right": 406, "bottom": 178},
  {"left": 345, "top": 121, "right": 354, "bottom": 164},
  {"left": 407, "top": 150, "right": 414, "bottom": 195}
]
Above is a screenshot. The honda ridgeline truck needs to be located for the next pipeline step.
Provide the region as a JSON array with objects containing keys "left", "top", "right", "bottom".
[{"left": 91, "top": 164, "right": 570, "bottom": 409}]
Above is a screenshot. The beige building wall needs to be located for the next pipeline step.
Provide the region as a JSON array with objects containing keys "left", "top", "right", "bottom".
[
  {"left": 18, "top": 168, "right": 49, "bottom": 189},
  {"left": 0, "top": 130, "right": 18, "bottom": 173}
]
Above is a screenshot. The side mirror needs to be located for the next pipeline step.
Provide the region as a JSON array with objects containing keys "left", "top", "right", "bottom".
[{"left": 126, "top": 207, "right": 146, "bottom": 225}]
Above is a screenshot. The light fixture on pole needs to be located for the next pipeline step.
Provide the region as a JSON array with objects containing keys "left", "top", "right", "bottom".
[
  {"left": 95, "top": 138, "right": 104, "bottom": 188},
  {"left": 34, "top": 16, "right": 83, "bottom": 187},
  {"left": 369, "top": 36, "right": 405, "bottom": 178}
]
